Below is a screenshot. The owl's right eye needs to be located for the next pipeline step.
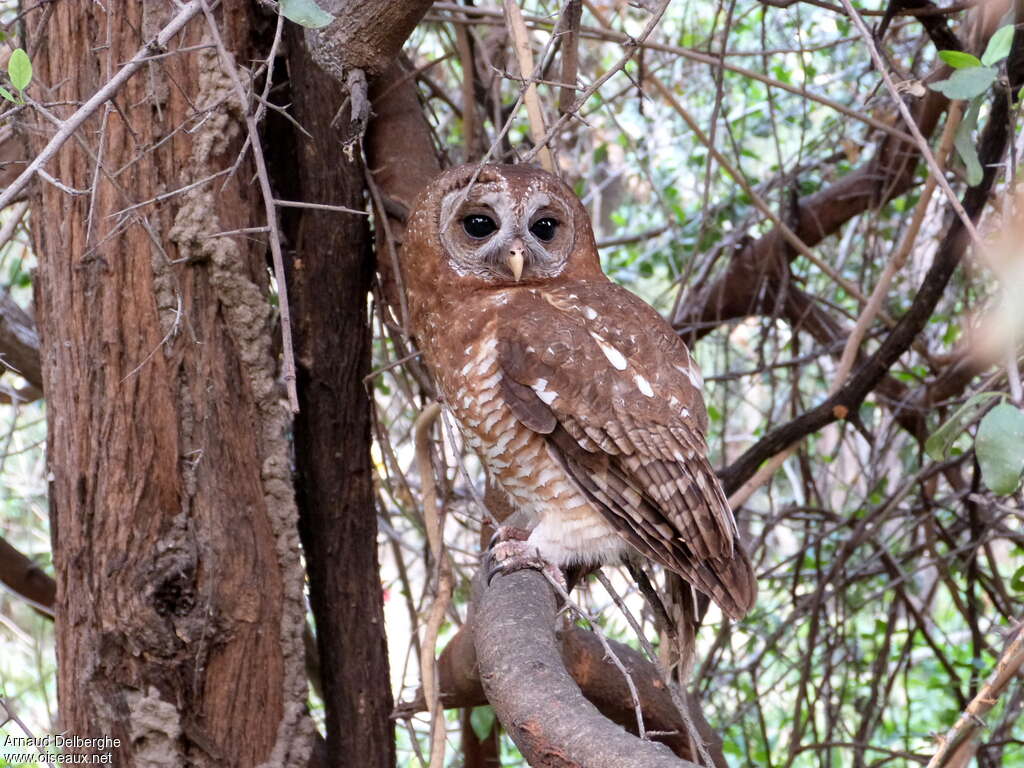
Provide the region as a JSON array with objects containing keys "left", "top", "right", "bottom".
[{"left": 462, "top": 215, "right": 498, "bottom": 239}]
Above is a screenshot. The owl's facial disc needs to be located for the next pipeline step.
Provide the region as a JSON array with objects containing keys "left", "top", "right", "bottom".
[{"left": 439, "top": 183, "right": 575, "bottom": 283}]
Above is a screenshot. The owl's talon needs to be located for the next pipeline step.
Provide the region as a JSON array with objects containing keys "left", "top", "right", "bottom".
[
  {"left": 484, "top": 537, "right": 567, "bottom": 591},
  {"left": 487, "top": 524, "right": 532, "bottom": 551}
]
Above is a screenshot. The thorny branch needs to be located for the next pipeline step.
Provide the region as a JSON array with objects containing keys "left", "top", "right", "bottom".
[{"left": 0, "top": 1, "right": 205, "bottom": 211}]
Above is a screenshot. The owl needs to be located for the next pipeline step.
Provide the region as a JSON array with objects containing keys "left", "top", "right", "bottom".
[{"left": 402, "top": 164, "right": 756, "bottom": 619}]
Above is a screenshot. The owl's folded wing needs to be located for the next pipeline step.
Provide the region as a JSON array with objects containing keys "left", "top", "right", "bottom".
[{"left": 495, "top": 284, "right": 756, "bottom": 619}]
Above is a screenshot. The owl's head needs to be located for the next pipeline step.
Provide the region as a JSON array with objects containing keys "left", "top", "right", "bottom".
[{"left": 404, "top": 164, "right": 602, "bottom": 293}]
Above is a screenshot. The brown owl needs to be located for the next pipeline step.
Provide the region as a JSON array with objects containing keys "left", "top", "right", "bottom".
[{"left": 402, "top": 163, "right": 756, "bottom": 619}]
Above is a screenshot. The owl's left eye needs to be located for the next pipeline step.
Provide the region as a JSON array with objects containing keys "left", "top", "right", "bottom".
[
  {"left": 463, "top": 215, "right": 498, "bottom": 239},
  {"left": 530, "top": 217, "right": 558, "bottom": 242}
]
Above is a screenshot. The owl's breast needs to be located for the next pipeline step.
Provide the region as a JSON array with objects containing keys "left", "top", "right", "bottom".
[{"left": 441, "top": 326, "right": 624, "bottom": 568}]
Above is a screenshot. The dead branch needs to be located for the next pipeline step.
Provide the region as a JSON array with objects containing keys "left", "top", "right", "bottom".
[{"left": 414, "top": 402, "right": 453, "bottom": 768}]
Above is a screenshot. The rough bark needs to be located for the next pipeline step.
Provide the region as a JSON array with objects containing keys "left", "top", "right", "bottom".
[
  {"left": 27, "top": 4, "right": 310, "bottom": 766},
  {"left": 306, "top": 0, "right": 437, "bottom": 79},
  {"left": 475, "top": 570, "right": 700, "bottom": 768},
  {"left": 280, "top": 24, "right": 395, "bottom": 768}
]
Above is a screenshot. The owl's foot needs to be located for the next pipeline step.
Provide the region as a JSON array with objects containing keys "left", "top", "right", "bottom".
[{"left": 484, "top": 526, "right": 567, "bottom": 592}]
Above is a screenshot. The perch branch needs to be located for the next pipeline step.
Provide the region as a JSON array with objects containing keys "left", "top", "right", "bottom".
[{"left": 475, "top": 568, "right": 699, "bottom": 767}]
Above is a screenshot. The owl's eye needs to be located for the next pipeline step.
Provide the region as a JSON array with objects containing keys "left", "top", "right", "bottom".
[
  {"left": 462, "top": 214, "right": 498, "bottom": 239},
  {"left": 530, "top": 217, "right": 558, "bottom": 242}
]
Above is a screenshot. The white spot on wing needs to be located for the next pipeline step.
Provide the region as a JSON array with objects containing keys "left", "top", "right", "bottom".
[
  {"left": 676, "top": 363, "right": 704, "bottom": 388},
  {"left": 583, "top": 306, "right": 598, "bottom": 320},
  {"left": 532, "top": 378, "right": 558, "bottom": 405},
  {"left": 634, "top": 374, "right": 654, "bottom": 398},
  {"left": 590, "top": 332, "right": 628, "bottom": 371}
]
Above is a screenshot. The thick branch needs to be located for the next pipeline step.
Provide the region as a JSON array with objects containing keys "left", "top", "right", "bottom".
[
  {"left": 0, "top": 534, "right": 55, "bottom": 616},
  {"left": 475, "top": 570, "right": 698, "bottom": 768},
  {"left": 306, "top": 0, "right": 435, "bottom": 80},
  {"left": 398, "top": 618, "right": 728, "bottom": 765},
  {"left": 0, "top": 290, "right": 42, "bottom": 391}
]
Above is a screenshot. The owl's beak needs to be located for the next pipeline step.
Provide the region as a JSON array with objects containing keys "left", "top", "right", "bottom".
[{"left": 508, "top": 240, "right": 525, "bottom": 282}]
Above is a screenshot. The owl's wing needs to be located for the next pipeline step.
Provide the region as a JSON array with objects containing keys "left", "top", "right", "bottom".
[{"left": 495, "top": 283, "right": 756, "bottom": 619}]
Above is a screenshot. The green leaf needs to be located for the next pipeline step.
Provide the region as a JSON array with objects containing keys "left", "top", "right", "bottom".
[
  {"left": 938, "top": 50, "right": 983, "bottom": 69},
  {"left": 976, "top": 403, "right": 1024, "bottom": 494},
  {"left": 279, "top": 0, "right": 334, "bottom": 29},
  {"left": 470, "top": 705, "right": 496, "bottom": 740},
  {"left": 929, "top": 66, "right": 997, "bottom": 100},
  {"left": 7, "top": 47, "right": 31, "bottom": 92},
  {"left": 981, "top": 25, "right": 1015, "bottom": 66},
  {"left": 925, "top": 391, "right": 1003, "bottom": 461},
  {"left": 0, "top": 85, "right": 15, "bottom": 103},
  {"left": 1011, "top": 564, "right": 1024, "bottom": 593},
  {"left": 954, "top": 97, "right": 984, "bottom": 186}
]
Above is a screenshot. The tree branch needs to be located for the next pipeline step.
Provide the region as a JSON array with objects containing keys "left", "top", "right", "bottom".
[
  {"left": 0, "top": 534, "right": 55, "bottom": 617},
  {"left": 926, "top": 621, "right": 1024, "bottom": 767},
  {"left": 719, "top": 74, "right": 1013, "bottom": 495},
  {"left": 0, "top": 289, "right": 42, "bottom": 393},
  {"left": 474, "top": 570, "right": 700, "bottom": 768},
  {"left": 0, "top": 0, "right": 203, "bottom": 211}
]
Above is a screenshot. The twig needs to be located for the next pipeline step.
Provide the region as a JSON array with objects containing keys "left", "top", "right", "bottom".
[
  {"left": 830, "top": 101, "right": 963, "bottom": 394},
  {"left": 505, "top": 0, "right": 555, "bottom": 172},
  {"left": 544, "top": 570, "right": 648, "bottom": 740},
  {"left": 594, "top": 571, "right": 716, "bottom": 767},
  {"left": 0, "top": 201, "right": 29, "bottom": 253},
  {"left": 433, "top": 2, "right": 916, "bottom": 144},
  {"left": 0, "top": 0, "right": 205, "bottom": 211},
  {"left": 728, "top": 97, "right": 957, "bottom": 510},
  {"left": 583, "top": 3, "right": 879, "bottom": 318},
  {"left": 926, "top": 621, "right": 1024, "bottom": 767},
  {"left": 838, "top": 0, "right": 983, "bottom": 250},
  {"left": 414, "top": 403, "right": 453, "bottom": 768},
  {"left": 0, "top": 697, "right": 51, "bottom": 760},
  {"left": 523, "top": 0, "right": 672, "bottom": 163},
  {"left": 274, "top": 198, "right": 368, "bottom": 215},
  {"left": 200, "top": 0, "right": 300, "bottom": 412}
]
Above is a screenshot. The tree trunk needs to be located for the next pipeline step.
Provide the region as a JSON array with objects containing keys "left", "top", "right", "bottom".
[
  {"left": 279, "top": 26, "right": 395, "bottom": 768},
  {"left": 27, "top": 4, "right": 311, "bottom": 765}
]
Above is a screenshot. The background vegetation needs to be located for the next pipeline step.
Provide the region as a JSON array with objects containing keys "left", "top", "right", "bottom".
[{"left": 1, "top": 1, "right": 1023, "bottom": 766}]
